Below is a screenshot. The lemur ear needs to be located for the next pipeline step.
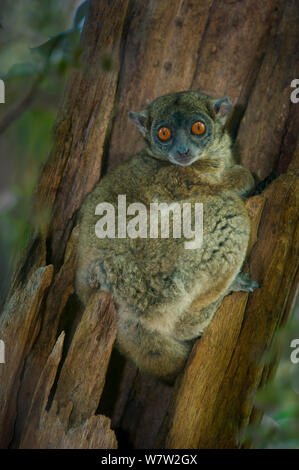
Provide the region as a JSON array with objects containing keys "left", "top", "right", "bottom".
[
  {"left": 211, "top": 96, "right": 232, "bottom": 123},
  {"left": 128, "top": 111, "right": 148, "bottom": 137}
]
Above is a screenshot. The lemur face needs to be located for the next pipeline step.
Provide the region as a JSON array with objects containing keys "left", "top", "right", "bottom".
[
  {"left": 149, "top": 105, "right": 214, "bottom": 166},
  {"left": 129, "top": 91, "right": 232, "bottom": 166}
]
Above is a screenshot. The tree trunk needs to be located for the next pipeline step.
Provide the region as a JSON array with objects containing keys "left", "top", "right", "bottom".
[{"left": 0, "top": 0, "right": 298, "bottom": 449}]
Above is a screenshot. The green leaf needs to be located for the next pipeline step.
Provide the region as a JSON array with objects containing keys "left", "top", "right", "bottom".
[
  {"left": 30, "top": 2, "right": 87, "bottom": 61},
  {"left": 32, "top": 28, "right": 81, "bottom": 62},
  {"left": 73, "top": 0, "right": 88, "bottom": 29},
  {"left": 5, "top": 62, "right": 42, "bottom": 79},
  {"left": 32, "top": 31, "right": 72, "bottom": 58},
  {"left": 273, "top": 407, "right": 298, "bottom": 422}
]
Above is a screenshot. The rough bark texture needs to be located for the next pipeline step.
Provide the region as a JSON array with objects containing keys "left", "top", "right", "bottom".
[{"left": 0, "top": 0, "right": 298, "bottom": 449}]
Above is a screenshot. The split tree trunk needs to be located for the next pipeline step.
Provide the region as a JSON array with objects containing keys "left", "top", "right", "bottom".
[{"left": 0, "top": 0, "right": 298, "bottom": 449}]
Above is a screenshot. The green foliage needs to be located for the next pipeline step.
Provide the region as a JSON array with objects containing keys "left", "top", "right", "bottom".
[
  {"left": 0, "top": 105, "right": 55, "bottom": 290},
  {"left": 73, "top": 1, "right": 89, "bottom": 29},
  {"left": 0, "top": 0, "right": 87, "bottom": 299},
  {"left": 4, "top": 62, "right": 43, "bottom": 79},
  {"left": 245, "top": 307, "right": 299, "bottom": 448},
  {"left": 31, "top": 2, "right": 88, "bottom": 75},
  {"left": 3, "top": 1, "right": 88, "bottom": 81}
]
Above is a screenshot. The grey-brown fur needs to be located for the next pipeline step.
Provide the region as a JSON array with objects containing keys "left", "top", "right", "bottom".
[{"left": 76, "top": 91, "right": 257, "bottom": 383}]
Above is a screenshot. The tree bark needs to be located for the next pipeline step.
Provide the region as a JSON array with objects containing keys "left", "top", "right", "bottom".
[{"left": 0, "top": 0, "right": 298, "bottom": 449}]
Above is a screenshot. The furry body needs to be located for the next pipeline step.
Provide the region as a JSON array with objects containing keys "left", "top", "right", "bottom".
[{"left": 76, "top": 91, "right": 256, "bottom": 382}]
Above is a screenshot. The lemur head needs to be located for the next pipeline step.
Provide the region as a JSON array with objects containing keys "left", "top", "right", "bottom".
[{"left": 129, "top": 91, "right": 232, "bottom": 167}]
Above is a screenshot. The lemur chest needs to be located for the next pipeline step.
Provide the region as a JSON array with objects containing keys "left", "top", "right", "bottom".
[
  {"left": 143, "top": 176, "right": 224, "bottom": 203},
  {"left": 140, "top": 164, "right": 224, "bottom": 202}
]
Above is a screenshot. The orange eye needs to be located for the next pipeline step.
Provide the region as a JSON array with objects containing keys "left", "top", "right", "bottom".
[
  {"left": 192, "top": 121, "right": 206, "bottom": 135},
  {"left": 158, "top": 126, "right": 171, "bottom": 141}
]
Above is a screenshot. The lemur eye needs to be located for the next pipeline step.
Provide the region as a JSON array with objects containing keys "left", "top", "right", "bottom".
[
  {"left": 158, "top": 126, "right": 171, "bottom": 141},
  {"left": 192, "top": 121, "right": 206, "bottom": 135}
]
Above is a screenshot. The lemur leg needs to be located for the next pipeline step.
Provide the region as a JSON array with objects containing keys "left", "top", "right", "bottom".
[
  {"left": 173, "top": 297, "right": 223, "bottom": 341},
  {"left": 174, "top": 271, "right": 258, "bottom": 342},
  {"left": 222, "top": 165, "right": 255, "bottom": 197},
  {"left": 116, "top": 307, "right": 192, "bottom": 384}
]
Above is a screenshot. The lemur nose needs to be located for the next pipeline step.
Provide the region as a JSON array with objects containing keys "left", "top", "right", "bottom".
[{"left": 177, "top": 149, "right": 190, "bottom": 157}]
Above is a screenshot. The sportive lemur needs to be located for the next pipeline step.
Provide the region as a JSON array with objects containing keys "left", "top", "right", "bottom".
[{"left": 76, "top": 90, "right": 258, "bottom": 383}]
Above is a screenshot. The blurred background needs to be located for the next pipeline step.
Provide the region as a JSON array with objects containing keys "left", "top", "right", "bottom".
[
  {"left": 0, "top": 0, "right": 298, "bottom": 449},
  {"left": 0, "top": 0, "right": 83, "bottom": 301}
]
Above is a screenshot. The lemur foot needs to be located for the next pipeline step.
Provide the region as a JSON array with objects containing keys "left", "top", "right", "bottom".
[{"left": 229, "top": 271, "right": 259, "bottom": 293}]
